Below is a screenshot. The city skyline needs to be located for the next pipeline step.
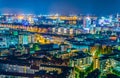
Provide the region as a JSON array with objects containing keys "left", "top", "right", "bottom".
[
  {"left": 1, "top": 0, "right": 120, "bottom": 78},
  {"left": 0, "top": 0, "right": 120, "bottom": 16}
]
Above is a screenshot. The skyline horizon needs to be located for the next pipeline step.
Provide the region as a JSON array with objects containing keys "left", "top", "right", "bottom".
[{"left": 0, "top": 12, "right": 119, "bottom": 17}]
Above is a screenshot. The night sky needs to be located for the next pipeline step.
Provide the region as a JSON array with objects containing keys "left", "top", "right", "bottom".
[{"left": 0, "top": 0, "right": 120, "bottom": 16}]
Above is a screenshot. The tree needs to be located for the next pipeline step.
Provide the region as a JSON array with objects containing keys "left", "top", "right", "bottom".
[{"left": 33, "top": 43, "right": 41, "bottom": 51}]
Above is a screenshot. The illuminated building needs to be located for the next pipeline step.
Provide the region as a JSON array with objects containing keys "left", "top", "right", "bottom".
[
  {"left": 17, "top": 15, "right": 25, "bottom": 23},
  {"left": 100, "top": 58, "right": 115, "bottom": 72},
  {"left": 0, "top": 28, "right": 19, "bottom": 48},
  {"left": 22, "top": 35, "right": 29, "bottom": 44},
  {"left": 60, "top": 44, "right": 70, "bottom": 52},
  {"left": 34, "top": 34, "right": 50, "bottom": 44},
  {"left": 93, "top": 58, "right": 100, "bottom": 69},
  {"left": 70, "top": 52, "right": 92, "bottom": 78},
  {"left": 0, "top": 36, "right": 8, "bottom": 48},
  {"left": 83, "top": 16, "right": 91, "bottom": 28},
  {"left": 63, "top": 28, "right": 69, "bottom": 34},
  {"left": 69, "top": 28, "right": 74, "bottom": 35},
  {"left": 98, "top": 16, "right": 115, "bottom": 27},
  {"left": 57, "top": 27, "right": 63, "bottom": 34},
  {"left": 75, "top": 29, "right": 82, "bottom": 35},
  {"left": 49, "top": 15, "right": 78, "bottom": 25}
]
